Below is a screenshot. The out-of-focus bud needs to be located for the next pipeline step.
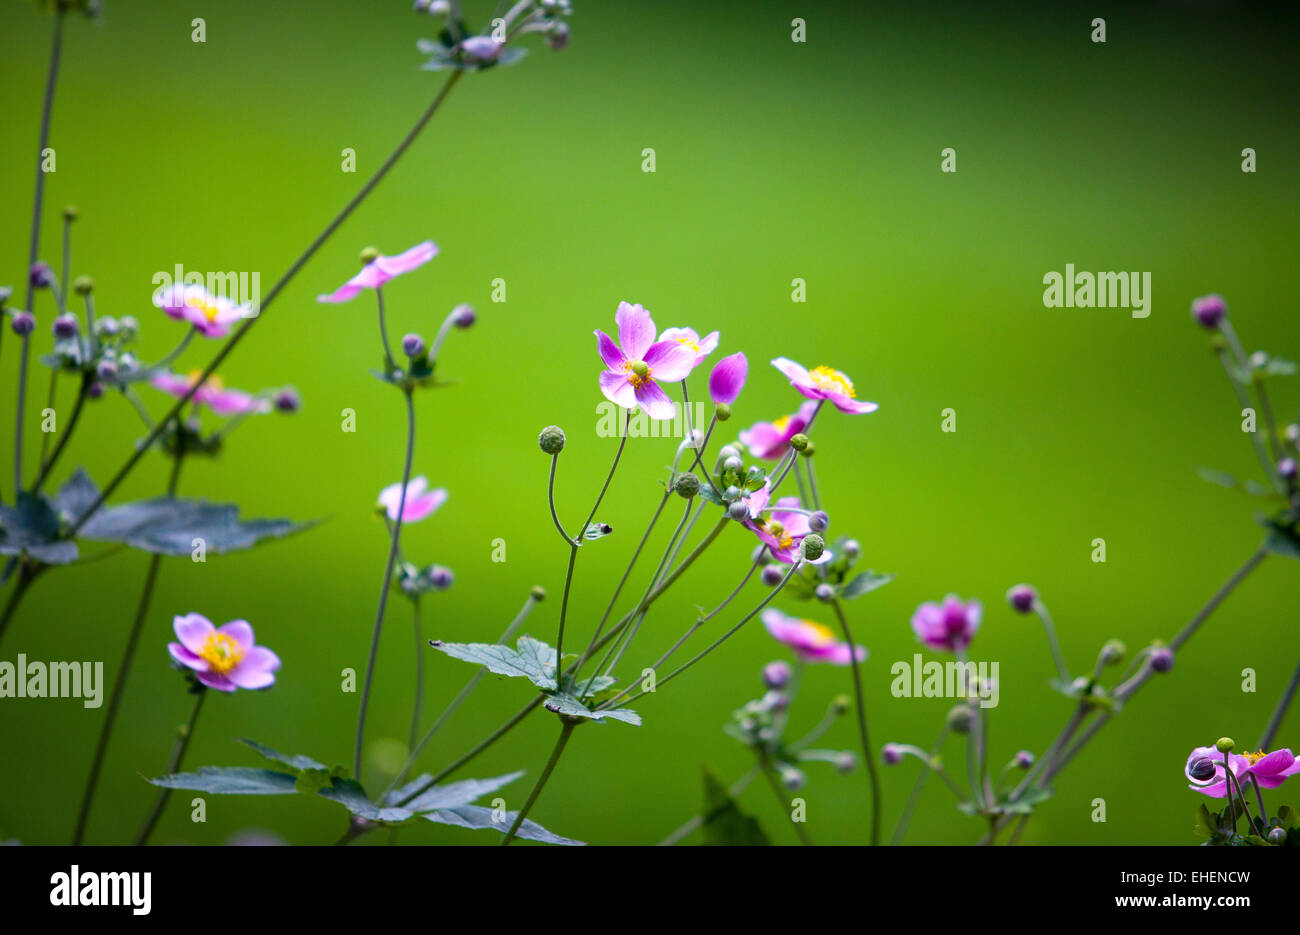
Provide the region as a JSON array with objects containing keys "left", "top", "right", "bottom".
[
  {"left": 30, "top": 262, "right": 54, "bottom": 289},
  {"left": 530, "top": 585, "right": 547, "bottom": 602},
  {"left": 760, "top": 565, "right": 784, "bottom": 587},
  {"left": 1191, "top": 293, "right": 1227, "bottom": 330},
  {"left": 402, "top": 333, "right": 425, "bottom": 357},
  {"left": 946, "top": 704, "right": 973, "bottom": 734},
  {"left": 1279, "top": 457, "right": 1298, "bottom": 482},
  {"left": 831, "top": 694, "right": 851, "bottom": 715},
  {"left": 814, "top": 583, "right": 834, "bottom": 603},
  {"left": 762, "top": 660, "right": 791, "bottom": 689},
  {"left": 1150, "top": 647, "right": 1174, "bottom": 673},
  {"left": 9, "top": 311, "right": 35, "bottom": 336},
  {"left": 1007, "top": 584, "right": 1036, "bottom": 614},
  {"left": 73, "top": 275, "right": 93, "bottom": 296},
  {"left": 452, "top": 304, "right": 476, "bottom": 329},
  {"left": 1015, "top": 750, "right": 1035, "bottom": 769},
  {"left": 881, "top": 743, "right": 903, "bottom": 766},
  {"left": 808, "top": 510, "right": 829, "bottom": 534},
  {"left": 275, "top": 387, "right": 301, "bottom": 413},
  {"left": 835, "top": 752, "right": 856, "bottom": 774},
  {"left": 843, "top": 539, "right": 861, "bottom": 560},
  {"left": 1100, "top": 639, "right": 1126, "bottom": 666}
]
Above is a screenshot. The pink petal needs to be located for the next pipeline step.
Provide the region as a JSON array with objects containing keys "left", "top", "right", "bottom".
[
  {"left": 823, "top": 642, "right": 868, "bottom": 665},
  {"left": 374, "top": 240, "right": 438, "bottom": 277},
  {"left": 168, "top": 642, "right": 207, "bottom": 672},
  {"left": 771, "top": 357, "right": 815, "bottom": 392},
  {"left": 197, "top": 670, "right": 238, "bottom": 692},
  {"left": 174, "top": 613, "right": 215, "bottom": 654},
  {"left": 829, "top": 394, "right": 879, "bottom": 415},
  {"left": 599, "top": 370, "right": 637, "bottom": 408},
  {"left": 217, "top": 620, "right": 255, "bottom": 651},
  {"left": 317, "top": 283, "right": 364, "bottom": 304},
  {"left": 1248, "top": 749, "right": 1296, "bottom": 777},
  {"left": 633, "top": 380, "right": 676, "bottom": 420},
  {"left": 615, "top": 302, "right": 656, "bottom": 361},
  {"left": 738, "top": 421, "right": 784, "bottom": 460},
  {"left": 642, "top": 340, "right": 696, "bottom": 383},
  {"left": 595, "top": 330, "right": 625, "bottom": 370},
  {"left": 229, "top": 647, "right": 280, "bottom": 690},
  {"left": 203, "top": 387, "right": 268, "bottom": 416},
  {"left": 403, "top": 487, "right": 448, "bottom": 523},
  {"left": 708, "top": 352, "right": 747, "bottom": 405}
]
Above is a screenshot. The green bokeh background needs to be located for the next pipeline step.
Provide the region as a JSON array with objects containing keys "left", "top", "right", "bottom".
[{"left": 1, "top": 0, "right": 1297, "bottom": 846}]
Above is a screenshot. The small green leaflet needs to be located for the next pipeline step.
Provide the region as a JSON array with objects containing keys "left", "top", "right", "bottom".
[
  {"left": 429, "top": 634, "right": 559, "bottom": 690},
  {"left": 542, "top": 691, "right": 642, "bottom": 726},
  {"left": 840, "top": 570, "right": 895, "bottom": 600}
]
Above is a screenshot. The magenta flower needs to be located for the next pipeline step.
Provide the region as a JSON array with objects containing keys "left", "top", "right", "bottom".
[
  {"left": 738, "top": 400, "right": 819, "bottom": 461},
  {"left": 378, "top": 476, "right": 447, "bottom": 523},
  {"left": 153, "top": 283, "right": 249, "bottom": 338},
  {"left": 708, "top": 351, "right": 748, "bottom": 405},
  {"left": 316, "top": 241, "right": 438, "bottom": 304},
  {"left": 595, "top": 302, "right": 696, "bottom": 420},
  {"left": 762, "top": 608, "right": 866, "bottom": 664},
  {"left": 911, "top": 595, "right": 982, "bottom": 653},
  {"left": 771, "top": 357, "right": 878, "bottom": 415},
  {"left": 658, "top": 326, "right": 719, "bottom": 369},
  {"left": 151, "top": 370, "right": 271, "bottom": 416},
  {"left": 1185, "top": 746, "right": 1300, "bottom": 797},
  {"left": 168, "top": 613, "right": 280, "bottom": 692},
  {"left": 742, "top": 482, "right": 831, "bottom": 565}
]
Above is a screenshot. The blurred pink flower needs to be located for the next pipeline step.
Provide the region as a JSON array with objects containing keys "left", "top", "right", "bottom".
[
  {"left": 743, "top": 482, "right": 831, "bottom": 565},
  {"left": 168, "top": 613, "right": 280, "bottom": 692},
  {"left": 911, "top": 595, "right": 981, "bottom": 653},
  {"left": 708, "top": 351, "right": 748, "bottom": 405},
  {"left": 316, "top": 241, "right": 438, "bottom": 304},
  {"left": 739, "top": 400, "right": 819, "bottom": 460},
  {"left": 595, "top": 302, "right": 695, "bottom": 420},
  {"left": 771, "top": 357, "right": 878, "bottom": 415},
  {"left": 151, "top": 370, "right": 270, "bottom": 416},
  {"left": 378, "top": 476, "right": 447, "bottom": 523},
  {"left": 761, "top": 608, "right": 866, "bottom": 664},
  {"left": 153, "top": 283, "right": 248, "bottom": 338}
]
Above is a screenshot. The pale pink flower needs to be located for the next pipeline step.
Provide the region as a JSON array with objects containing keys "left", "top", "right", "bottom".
[
  {"left": 168, "top": 613, "right": 280, "bottom": 692},
  {"left": 317, "top": 241, "right": 438, "bottom": 304},
  {"left": 378, "top": 476, "right": 447, "bottom": 523}
]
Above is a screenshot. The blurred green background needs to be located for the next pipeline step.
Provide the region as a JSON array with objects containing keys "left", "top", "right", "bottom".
[{"left": 1, "top": 0, "right": 1297, "bottom": 846}]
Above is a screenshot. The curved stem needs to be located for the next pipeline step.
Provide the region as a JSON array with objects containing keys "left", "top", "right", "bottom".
[
  {"left": 355, "top": 387, "right": 416, "bottom": 780},
  {"left": 546, "top": 454, "right": 575, "bottom": 545},
  {"left": 758, "top": 751, "right": 812, "bottom": 845},
  {"left": 500, "top": 721, "right": 575, "bottom": 846},
  {"left": 31, "top": 372, "right": 90, "bottom": 493},
  {"left": 67, "top": 70, "right": 465, "bottom": 537},
  {"left": 375, "top": 287, "right": 397, "bottom": 373},
  {"left": 830, "top": 597, "right": 880, "bottom": 845},
  {"left": 1259, "top": 658, "right": 1300, "bottom": 751},
  {"left": 134, "top": 687, "right": 207, "bottom": 846},
  {"left": 890, "top": 726, "right": 949, "bottom": 845}
]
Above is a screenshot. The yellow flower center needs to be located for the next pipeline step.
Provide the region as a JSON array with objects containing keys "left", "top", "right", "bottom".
[
  {"left": 198, "top": 632, "right": 245, "bottom": 675},
  {"left": 622, "top": 359, "right": 653, "bottom": 389},
  {"left": 802, "top": 620, "right": 836, "bottom": 645},
  {"left": 1243, "top": 750, "right": 1267, "bottom": 765},
  {"left": 773, "top": 415, "right": 791, "bottom": 431},
  {"left": 185, "top": 369, "right": 223, "bottom": 392},
  {"left": 754, "top": 517, "right": 794, "bottom": 551},
  {"left": 185, "top": 295, "right": 223, "bottom": 323},
  {"left": 809, "top": 365, "right": 856, "bottom": 398}
]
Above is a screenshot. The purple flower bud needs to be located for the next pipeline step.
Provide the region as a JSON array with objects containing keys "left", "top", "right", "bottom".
[
  {"left": 808, "top": 510, "right": 829, "bottom": 534},
  {"left": 843, "top": 539, "right": 861, "bottom": 559},
  {"left": 1007, "top": 584, "right": 1036, "bottom": 614},
  {"left": 452, "top": 304, "right": 476, "bottom": 329},
  {"left": 762, "top": 660, "right": 791, "bottom": 689},
  {"left": 1015, "top": 750, "right": 1035, "bottom": 769},
  {"left": 53, "top": 313, "right": 79, "bottom": 339},
  {"left": 429, "top": 565, "right": 454, "bottom": 590},
  {"left": 881, "top": 743, "right": 903, "bottom": 766},
  {"left": 1279, "top": 457, "right": 1298, "bottom": 482},
  {"left": 95, "top": 316, "right": 119, "bottom": 338},
  {"left": 402, "top": 333, "right": 425, "bottom": 357},
  {"left": 547, "top": 20, "right": 570, "bottom": 51},
  {"left": 9, "top": 311, "right": 35, "bottom": 336},
  {"left": 814, "top": 583, "right": 835, "bottom": 603},
  {"left": 87, "top": 381, "right": 105, "bottom": 400},
  {"left": 458, "top": 36, "right": 503, "bottom": 63},
  {"left": 29, "top": 262, "right": 54, "bottom": 289},
  {"left": 275, "top": 387, "right": 301, "bottom": 413},
  {"left": 1150, "top": 647, "right": 1174, "bottom": 673},
  {"left": 760, "top": 564, "right": 784, "bottom": 587},
  {"left": 95, "top": 359, "right": 118, "bottom": 383},
  {"left": 1188, "top": 756, "right": 1217, "bottom": 782},
  {"left": 779, "top": 766, "right": 805, "bottom": 791},
  {"left": 1191, "top": 293, "right": 1227, "bottom": 330},
  {"left": 728, "top": 500, "right": 750, "bottom": 522}
]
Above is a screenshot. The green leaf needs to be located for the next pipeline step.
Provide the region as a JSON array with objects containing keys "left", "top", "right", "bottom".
[
  {"left": 1278, "top": 804, "right": 1299, "bottom": 830},
  {"left": 317, "top": 779, "right": 414, "bottom": 825},
  {"left": 429, "top": 634, "right": 558, "bottom": 690},
  {"left": 999, "top": 786, "right": 1053, "bottom": 815},
  {"left": 1197, "top": 467, "right": 1240, "bottom": 489},
  {"left": 542, "top": 691, "right": 641, "bottom": 725},
  {"left": 418, "top": 805, "right": 583, "bottom": 845},
  {"left": 388, "top": 770, "right": 524, "bottom": 811},
  {"left": 0, "top": 493, "right": 77, "bottom": 564},
  {"left": 1194, "top": 803, "right": 1217, "bottom": 838},
  {"left": 238, "top": 738, "right": 329, "bottom": 773},
  {"left": 148, "top": 766, "right": 299, "bottom": 795},
  {"left": 78, "top": 496, "right": 314, "bottom": 556},
  {"left": 700, "top": 766, "right": 768, "bottom": 846},
  {"left": 1262, "top": 522, "right": 1300, "bottom": 561},
  {"left": 841, "top": 570, "right": 895, "bottom": 599}
]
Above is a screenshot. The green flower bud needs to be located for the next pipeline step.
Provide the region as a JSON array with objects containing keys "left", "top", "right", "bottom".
[
  {"left": 801, "top": 440, "right": 816, "bottom": 457},
  {"left": 1215, "top": 737, "right": 1235, "bottom": 753},
  {"left": 946, "top": 704, "right": 974, "bottom": 735},
  {"left": 359, "top": 246, "right": 380, "bottom": 264},
  {"left": 1268, "top": 827, "right": 1287, "bottom": 845},
  {"left": 715, "top": 402, "right": 731, "bottom": 422},
  {"left": 73, "top": 275, "right": 93, "bottom": 296},
  {"left": 62, "top": 205, "right": 79, "bottom": 222},
  {"left": 538, "top": 425, "right": 566, "bottom": 455},
  {"left": 831, "top": 694, "right": 851, "bottom": 715},
  {"left": 800, "top": 534, "right": 825, "bottom": 561},
  {"left": 1100, "top": 640, "right": 1125, "bottom": 666},
  {"left": 530, "top": 585, "right": 546, "bottom": 602},
  {"left": 789, "top": 433, "right": 809, "bottom": 452},
  {"left": 674, "top": 472, "right": 700, "bottom": 498}
]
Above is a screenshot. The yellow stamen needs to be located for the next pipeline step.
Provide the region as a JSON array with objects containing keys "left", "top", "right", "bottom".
[
  {"left": 801, "top": 620, "right": 836, "bottom": 645},
  {"left": 809, "top": 365, "right": 856, "bottom": 398},
  {"left": 185, "top": 294, "right": 223, "bottom": 323},
  {"left": 185, "top": 369, "right": 224, "bottom": 392},
  {"left": 622, "top": 359, "right": 653, "bottom": 389},
  {"left": 1243, "top": 750, "right": 1268, "bottom": 765},
  {"left": 773, "top": 415, "right": 791, "bottom": 431},
  {"left": 198, "top": 632, "right": 245, "bottom": 675}
]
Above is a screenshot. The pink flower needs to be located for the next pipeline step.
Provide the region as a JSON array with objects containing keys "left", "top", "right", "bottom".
[
  {"left": 168, "top": 613, "right": 280, "bottom": 692},
  {"left": 738, "top": 400, "right": 819, "bottom": 461},
  {"left": 150, "top": 370, "right": 271, "bottom": 416},
  {"left": 378, "top": 476, "right": 447, "bottom": 523},
  {"left": 762, "top": 608, "right": 866, "bottom": 665},
  {"left": 658, "top": 326, "right": 719, "bottom": 369},
  {"left": 742, "top": 482, "right": 831, "bottom": 565},
  {"left": 595, "top": 302, "right": 696, "bottom": 420},
  {"left": 153, "top": 283, "right": 249, "bottom": 338},
  {"left": 771, "top": 357, "right": 878, "bottom": 415},
  {"left": 316, "top": 241, "right": 438, "bottom": 304},
  {"left": 911, "top": 596, "right": 982, "bottom": 653},
  {"left": 1185, "top": 746, "right": 1300, "bottom": 798},
  {"left": 708, "top": 351, "right": 748, "bottom": 406}
]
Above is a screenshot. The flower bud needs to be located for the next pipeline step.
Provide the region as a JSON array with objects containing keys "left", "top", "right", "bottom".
[
  {"left": 1007, "top": 584, "right": 1036, "bottom": 614},
  {"left": 452, "top": 304, "right": 476, "bottom": 329},
  {"left": 95, "top": 359, "right": 118, "bottom": 383},
  {"left": 29, "top": 262, "right": 54, "bottom": 289},
  {"left": 882, "top": 743, "right": 903, "bottom": 766},
  {"left": 760, "top": 564, "right": 784, "bottom": 587},
  {"left": 1150, "top": 647, "right": 1174, "bottom": 673},
  {"left": 1015, "top": 750, "right": 1035, "bottom": 769},
  {"left": 831, "top": 694, "right": 851, "bottom": 715},
  {"left": 1191, "top": 293, "right": 1227, "bottom": 330},
  {"left": 1279, "top": 457, "right": 1298, "bottom": 482},
  {"left": 458, "top": 35, "right": 503, "bottom": 63},
  {"left": 1215, "top": 737, "right": 1235, "bottom": 753},
  {"left": 1268, "top": 827, "right": 1287, "bottom": 845},
  {"left": 723, "top": 485, "right": 741, "bottom": 501},
  {"left": 62, "top": 205, "right": 79, "bottom": 222},
  {"left": 73, "top": 275, "right": 94, "bottom": 296},
  {"left": 1188, "top": 756, "right": 1217, "bottom": 782},
  {"left": 835, "top": 752, "right": 856, "bottom": 774},
  {"left": 814, "top": 583, "right": 834, "bottom": 603},
  {"left": 728, "top": 500, "right": 751, "bottom": 522},
  {"left": 53, "top": 313, "right": 79, "bottom": 339},
  {"left": 402, "top": 333, "right": 425, "bottom": 357},
  {"left": 946, "top": 704, "right": 973, "bottom": 734},
  {"left": 762, "top": 660, "right": 790, "bottom": 689},
  {"left": 674, "top": 472, "right": 700, "bottom": 499},
  {"left": 714, "top": 402, "right": 731, "bottom": 422},
  {"left": 547, "top": 21, "right": 570, "bottom": 51},
  {"left": 800, "top": 534, "right": 825, "bottom": 561},
  {"left": 530, "top": 585, "right": 547, "bottom": 602},
  {"left": 429, "top": 565, "right": 454, "bottom": 590},
  {"left": 807, "top": 510, "right": 829, "bottom": 534},
  {"left": 789, "top": 433, "right": 809, "bottom": 452},
  {"left": 801, "top": 441, "right": 816, "bottom": 457},
  {"left": 1100, "top": 639, "right": 1126, "bottom": 666},
  {"left": 843, "top": 539, "right": 861, "bottom": 559},
  {"left": 722, "top": 455, "right": 743, "bottom": 474},
  {"left": 275, "top": 387, "right": 301, "bottom": 413},
  {"left": 359, "top": 246, "right": 380, "bottom": 264},
  {"left": 538, "top": 425, "right": 566, "bottom": 455},
  {"left": 779, "top": 765, "right": 805, "bottom": 791},
  {"left": 763, "top": 690, "right": 790, "bottom": 713},
  {"left": 9, "top": 311, "right": 35, "bottom": 336},
  {"left": 87, "top": 381, "right": 105, "bottom": 400},
  {"left": 119, "top": 315, "right": 139, "bottom": 339}
]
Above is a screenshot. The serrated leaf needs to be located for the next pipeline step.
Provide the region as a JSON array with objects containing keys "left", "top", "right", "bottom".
[
  {"left": 317, "top": 779, "right": 414, "bottom": 824},
  {"left": 148, "top": 766, "right": 299, "bottom": 795},
  {"left": 388, "top": 770, "right": 524, "bottom": 811},
  {"left": 700, "top": 766, "right": 768, "bottom": 846},
  {"left": 419, "top": 804, "right": 583, "bottom": 845},
  {"left": 542, "top": 691, "right": 641, "bottom": 725},
  {"left": 841, "top": 570, "right": 894, "bottom": 599},
  {"left": 0, "top": 493, "right": 77, "bottom": 564},
  {"left": 77, "top": 495, "right": 314, "bottom": 556},
  {"left": 429, "top": 634, "right": 558, "bottom": 690},
  {"left": 238, "top": 738, "right": 329, "bottom": 773}
]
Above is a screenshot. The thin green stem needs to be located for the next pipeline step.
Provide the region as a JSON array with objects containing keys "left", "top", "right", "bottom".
[
  {"left": 31, "top": 371, "right": 89, "bottom": 494},
  {"left": 134, "top": 687, "right": 207, "bottom": 846},
  {"left": 831, "top": 597, "right": 880, "bottom": 845},
  {"left": 500, "top": 721, "right": 575, "bottom": 846},
  {"left": 758, "top": 751, "right": 812, "bottom": 845},
  {"left": 890, "top": 727, "right": 948, "bottom": 846},
  {"left": 1259, "top": 658, "right": 1300, "bottom": 750}
]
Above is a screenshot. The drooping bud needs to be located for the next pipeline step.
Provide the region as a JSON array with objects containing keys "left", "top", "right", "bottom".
[
  {"left": 881, "top": 743, "right": 903, "bottom": 766},
  {"left": 778, "top": 765, "right": 805, "bottom": 791},
  {"left": 538, "top": 425, "right": 566, "bottom": 455},
  {"left": 835, "top": 752, "right": 856, "bottom": 774},
  {"left": 1007, "top": 584, "right": 1036, "bottom": 614},
  {"left": 800, "top": 534, "right": 825, "bottom": 561},
  {"left": 674, "top": 472, "right": 700, "bottom": 499},
  {"left": 760, "top": 564, "right": 784, "bottom": 587},
  {"left": 808, "top": 510, "right": 829, "bottom": 534},
  {"left": 530, "top": 585, "right": 547, "bottom": 602},
  {"left": 29, "top": 263, "right": 54, "bottom": 289},
  {"left": 451, "top": 304, "right": 475, "bottom": 329},
  {"left": 546, "top": 20, "right": 570, "bottom": 50},
  {"left": 1188, "top": 756, "right": 1217, "bottom": 782}
]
